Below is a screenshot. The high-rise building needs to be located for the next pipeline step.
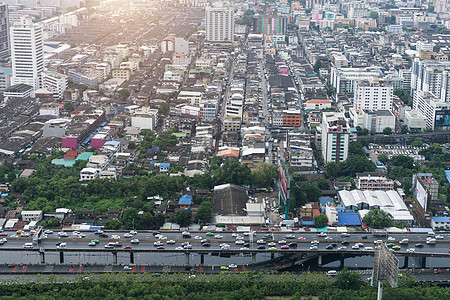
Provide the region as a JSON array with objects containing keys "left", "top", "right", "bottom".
[
  {"left": 321, "top": 112, "right": 350, "bottom": 163},
  {"left": 10, "top": 16, "right": 44, "bottom": 90},
  {"left": 411, "top": 58, "right": 450, "bottom": 102},
  {"left": 253, "top": 14, "right": 288, "bottom": 36},
  {"left": 353, "top": 78, "right": 393, "bottom": 112},
  {"left": 205, "top": 3, "right": 234, "bottom": 42},
  {"left": 413, "top": 90, "right": 450, "bottom": 130},
  {"left": 0, "top": 3, "right": 9, "bottom": 59}
]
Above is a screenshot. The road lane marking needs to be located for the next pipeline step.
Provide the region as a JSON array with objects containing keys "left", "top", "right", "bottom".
[
  {"left": 78, "top": 265, "right": 84, "bottom": 272},
  {"left": 140, "top": 266, "right": 145, "bottom": 273},
  {"left": 132, "top": 266, "right": 137, "bottom": 273},
  {"left": 69, "top": 266, "right": 74, "bottom": 273},
  {"left": 21, "top": 266, "right": 27, "bottom": 273},
  {"left": 12, "top": 265, "right": 19, "bottom": 273}
]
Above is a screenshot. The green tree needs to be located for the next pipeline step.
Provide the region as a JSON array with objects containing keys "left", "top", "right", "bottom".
[
  {"left": 313, "top": 214, "right": 328, "bottom": 228},
  {"left": 209, "top": 156, "right": 223, "bottom": 170},
  {"left": 251, "top": 162, "right": 278, "bottom": 188},
  {"left": 213, "top": 161, "right": 252, "bottom": 186},
  {"left": 378, "top": 153, "right": 389, "bottom": 164},
  {"left": 171, "top": 210, "right": 192, "bottom": 227},
  {"left": 104, "top": 219, "right": 122, "bottom": 230},
  {"left": 411, "top": 138, "right": 423, "bottom": 147},
  {"left": 390, "top": 155, "right": 415, "bottom": 169},
  {"left": 334, "top": 268, "right": 363, "bottom": 290},
  {"left": 316, "top": 178, "right": 329, "bottom": 190},
  {"left": 325, "top": 161, "right": 338, "bottom": 179},
  {"left": 313, "top": 59, "right": 322, "bottom": 72},
  {"left": 363, "top": 209, "right": 393, "bottom": 228},
  {"left": 395, "top": 221, "right": 406, "bottom": 229},
  {"left": 158, "top": 102, "right": 170, "bottom": 115},
  {"left": 383, "top": 127, "right": 393, "bottom": 135},
  {"left": 119, "top": 88, "right": 130, "bottom": 101},
  {"left": 122, "top": 208, "right": 139, "bottom": 230},
  {"left": 195, "top": 201, "right": 213, "bottom": 223},
  {"left": 64, "top": 102, "right": 75, "bottom": 112},
  {"left": 301, "top": 184, "right": 321, "bottom": 202},
  {"left": 370, "top": 11, "right": 379, "bottom": 20}
]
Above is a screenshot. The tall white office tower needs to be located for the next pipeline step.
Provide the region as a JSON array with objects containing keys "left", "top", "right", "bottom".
[
  {"left": 10, "top": 16, "right": 44, "bottom": 90},
  {"left": 0, "top": 3, "right": 9, "bottom": 59},
  {"left": 205, "top": 3, "right": 234, "bottom": 42}
]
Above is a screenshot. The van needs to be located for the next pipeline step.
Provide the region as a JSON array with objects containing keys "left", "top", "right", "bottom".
[
  {"left": 327, "top": 270, "right": 338, "bottom": 276},
  {"left": 23, "top": 243, "right": 33, "bottom": 248}
]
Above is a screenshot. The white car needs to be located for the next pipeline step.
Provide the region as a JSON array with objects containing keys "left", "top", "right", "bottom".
[
  {"left": 111, "top": 235, "right": 120, "bottom": 240},
  {"left": 158, "top": 236, "right": 167, "bottom": 240},
  {"left": 215, "top": 235, "right": 224, "bottom": 239},
  {"left": 194, "top": 236, "right": 202, "bottom": 240},
  {"left": 240, "top": 247, "right": 250, "bottom": 251},
  {"left": 44, "top": 230, "right": 53, "bottom": 235},
  {"left": 175, "top": 247, "right": 184, "bottom": 250},
  {"left": 72, "top": 231, "right": 80, "bottom": 235},
  {"left": 364, "top": 247, "right": 374, "bottom": 251},
  {"left": 278, "top": 240, "right": 287, "bottom": 245},
  {"left": 388, "top": 237, "right": 396, "bottom": 241},
  {"left": 338, "top": 246, "right": 347, "bottom": 250},
  {"left": 310, "top": 245, "right": 318, "bottom": 250},
  {"left": 167, "top": 240, "right": 176, "bottom": 244},
  {"left": 406, "top": 248, "right": 415, "bottom": 253},
  {"left": 88, "top": 242, "right": 96, "bottom": 246},
  {"left": 123, "top": 266, "right": 132, "bottom": 271},
  {"left": 235, "top": 240, "right": 245, "bottom": 245},
  {"left": 325, "top": 236, "right": 333, "bottom": 240},
  {"left": 352, "top": 245, "right": 360, "bottom": 249},
  {"left": 183, "top": 244, "right": 192, "bottom": 249},
  {"left": 229, "top": 264, "right": 237, "bottom": 268},
  {"left": 130, "top": 230, "right": 137, "bottom": 235},
  {"left": 58, "top": 232, "right": 68, "bottom": 237},
  {"left": 154, "top": 241, "right": 164, "bottom": 246},
  {"left": 232, "top": 233, "right": 238, "bottom": 237},
  {"left": 130, "top": 239, "right": 139, "bottom": 244},
  {"left": 124, "top": 233, "right": 132, "bottom": 238},
  {"left": 268, "top": 242, "right": 276, "bottom": 247},
  {"left": 436, "top": 235, "right": 444, "bottom": 240},
  {"left": 319, "top": 232, "right": 327, "bottom": 237},
  {"left": 235, "top": 236, "right": 244, "bottom": 240},
  {"left": 256, "top": 240, "right": 266, "bottom": 244}
]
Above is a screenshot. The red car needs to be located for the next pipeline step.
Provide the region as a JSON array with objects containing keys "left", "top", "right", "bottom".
[
  {"left": 0, "top": 232, "right": 7, "bottom": 236},
  {"left": 123, "top": 245, "right": 132, "bottom": 249},
  {"left": 434, "top": 269, "right": 442, "bottom": 274},
  {"left": 280, "top": 245, "right": 289, "bottom": 249},
  {"left": 156, "top": 246, "right": 165, "bottom": 250}
]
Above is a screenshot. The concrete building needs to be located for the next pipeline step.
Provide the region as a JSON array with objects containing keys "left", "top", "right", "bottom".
[
  {"left": 321, "top": 112, "right": 350, "bottom": 163},
  {"left": 353, "top": 78, "right": 393, "bottom": 112},
  {"left": 356, "top": 174, "right": 394, "bottom": 191},
  {"left": 79, "top": 167, "right": 100, "bottom": 181},
  {"left": 362, "top": 110, "right": 396, "bottom": 133},
  {"left": 174, "top": 37, "right": 189, "bottom": 55},
  {"left": 41, "top": 71, "right": 67, "bottom": 99},
  {"left": 413, "top": 90, "right": 450, "bottom": 130},
  {"left": 282, "top": 110, "right": 302, "bottom": 127},
  {"left": 431, "top": 216, "right": 450, "bottom": 230},
  {"left": 10, "top": 16, "right": 44, "bottom": 90},
  {"left": 402, "top": 108, "right": 427, "bottom": 131},
  {"left": 42, "top": 118, "right": 70, "bottom": 138},
  {"left": 205, "top": 4, "right": 234, "bottom": 42},
  {"left": 304, "top": 99, "right": 332, "bottom": 111},
  {"left": 21, "top": 210, "right": 43, "bottom": 222},
  {"left": 411, "top": 59, "right": 450, "bottom": 102},
  {"left": 0, "top": 3, "right": 9, "bottom": 59},
  {"left": 131, "top": 107, "right": 158, "bottom": 131}
]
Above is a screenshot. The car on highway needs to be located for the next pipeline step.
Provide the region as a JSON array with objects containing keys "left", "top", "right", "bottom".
[
  {"left": 361, "top": 235, "right": 368, "bottom": 239},
  {"left": 281, "top": 245, "right": 289, "bottom": 249},
  {"left": 352, "top": 245, "right": 360, "bottom": 250},
  {"left": 406, "top": 248, "right": 415, "bottom": 253},
  {"left": 399, "top": 239, "right": 409, "bottom": 245},
  {"left": 426, "top": 238, "right": 436, "bottom": 245},
  {"left": 215, "top": 235, "right": 223, "bottom": 239},
  {"left": 318, "top": 232, "right": 327, "bottom": 237},
  {"left": 325, "top": 245, "right": 333, "bottom": 250},
  {"left": 231, "top": 233, "right": 238, "bottom": 237},
  {"left": 0, "top": 232, "right": 7, "bottom": 236},
  {"left": 257, "top": 240, "right": 266, "bottom": 244},
  {"left": 392, "top": 246, "right": 401, "bottom": 250},
  {"left": 23, "top": 243, "right": 33, "bottom": 248},
  {"left": 310, "top": 245, "right": 318, "bottom": 250},
  {"left": 235, "top": 240, "right": 245, "bottom": 245},
  {"left": 289, "top": 242, "right": 297, "bottom": 248},
  {"left": 58, "top": 232, "right": 68, "bottom": 237},
  {"left": 194, "top": 236, "right": 202, "bottom": 240},
  {"left": 324, "top": 236, "right": 333, "bottom": 240},
  {"left": 285, "top": 234, "right": 296, "bottom": 239},
  {"left": 388, "top": 237, "right": 396, "bottom": 241},
  {"left": 130, "top": 239, "right": 139, "bottom": 244},
  {"left": 124, "top": 233, "right": 132, "bottom": 238},
  {"left": 88, "top": 242, "right": 96, "bottom": 246},
  {"left": 175, "top": 247, "right": 183, "bottom": 250},
  {"left": 229, "top": 264, "right": 237, "bottom": 268},
  {"left": 206, "top": 232, "right": 214, "bottom": 236},
  {"left": 167, "top": 240, "right": 176, "bottom": 244},
  {"left": 338, "top": 246, "right": 347, "bottom": 250},
  {"left": 257, "top": 245, "right": 265, "bottom": 249},
  {"left": 364, "top": 247, "right": 374, "bottom": 251},
  {"left": 44, "top": 230, "right": 53, "bottom": 235},
  {"left": 202, "top": 242, "right": 211, "bottom": 247},
  {"left": 220, "top": 266, "right": 229, "bottom": 270},
  {"left": 124, "top": 245, "right": 132, "bottom": 249},
  {"left": 278, "top": 240, "right": 286, "bottom": 244},
  {"left": 341, "top": 241, "right": 349, "bottom": 246},
  {"left": 415, "top": 243, "right": 424, "bottom": 248},
  {"left": 386, "top": 243, "right": 395, "bottom": 248},
  {"left": 123, "top": 266, "right": 132, "bottom": 271},
  {"left": 130, "top": 230, "right": 137, "bottom": 235},
  {"left": 156, "top": 246, "right": 165, "bottom": 250},
  {"left": 16, "top": 230, "right": 24, "bottom": 234},
  {"left": 183, "top": 244, "right": 192, "bottom": 249},
  {"left": 111, "top": 235, "right": 120, "bottom": 240},
  {"left": 434, "top": 268, "right": 442, "bottom": 274},
  {"left": 268, "top": 247, "right": 277, "bottom": 250},
  {"left": 436, "top": 235, "right": 444, "bottom": 240},
  {"left": 154, "top": 241, "right": 164, "bottom": 247},
  {"left": 330, "top": 243, "right": 337, "bottom": 247},
  {"left": 268, "top": 242, "right": 276, "bottom": 247},
  {"left": 298, "top": 237, "right": 306, "bottom": 240},
  {"left": 341, "top": 233, "right": 350, "bottom": 238},
  {"left": 95, "top": 230, "right": 103, "bottom": 235},
  {"left": 57, "top": 243, "right": 67, "bottom": 249}
]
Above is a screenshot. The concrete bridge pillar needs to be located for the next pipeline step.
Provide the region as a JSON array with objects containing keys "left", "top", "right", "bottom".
[
  {"left": 185, "top": 253, "right": 190, "bottom": 265},
  {"left": 271, "top": 253, "right": 275, "bottom": 260},
  {"left": 130, "top": 252, "right": 134, "bottom": 264},
  {"left": 40, "top": 251, "right": 45, "bottom": 264},
  {"left": 59, "top": 251, "right": 64, "bottom": 264},
  {"left": 340, "top": 255, "right": 345, "bottom": 269},
  {"left": 318, "top": 255, "right": 322, "bottom": 267},
  {"left": 200, "top": 254, "right": 204, "bottom": 265},
  {"left": 403, "top": 256, "right": 409, "bottom": 269},
  {"left": 420, "top": 256, "right": 426, "bottom": 268},
  {"left": 252, "top": 253, "right": 256, "bottom": 264},
  {"left": 112, "top": 251, "right": 117, "bottom": 265}
]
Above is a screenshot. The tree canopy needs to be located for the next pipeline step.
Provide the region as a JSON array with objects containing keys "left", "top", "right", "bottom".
[
  {"left": 314, "top": 214, "right": 328, "bottom": 228},
  {"left": 363, "top": 209, "right": 393, "bottom": 228}
]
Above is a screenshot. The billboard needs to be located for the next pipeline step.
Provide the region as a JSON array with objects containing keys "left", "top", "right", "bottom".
[
  {"left": 415, "top": 180, "right": 428, "bottom": 210},
  {"left": 181, "top": 106, "right": 200, "bottom": 117},
  {"left": 278, "top": 160, "right": 290, "bottom": 219},
  {"left": 371, "top": 242, "right": 399, "bottom": 288},
  {"left": 435, "top": 110, "right": 450, "bottom": 128}
]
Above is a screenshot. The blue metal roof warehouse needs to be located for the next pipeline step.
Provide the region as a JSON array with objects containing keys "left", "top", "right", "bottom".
[{"left": 337, "top": 212, "right": 362, "bottom": 226}]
